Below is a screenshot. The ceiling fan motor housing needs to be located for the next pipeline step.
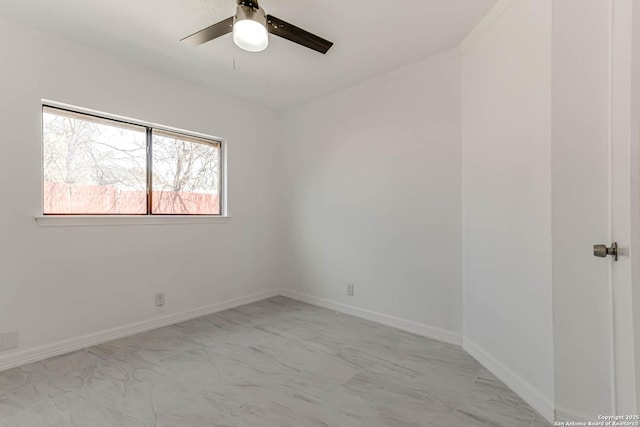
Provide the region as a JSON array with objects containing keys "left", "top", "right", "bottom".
[
  {"left": 181, "top": 0, "right": 333, "bottom": 54},
  {"left": 237, "top": 0, "right": 260, "bottom": 10},
  {"left": 235, "top": 4, "right": 267, "bottom": 28}
]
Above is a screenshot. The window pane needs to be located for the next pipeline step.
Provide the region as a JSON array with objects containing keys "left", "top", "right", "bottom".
[
  {"left": 151, "top": 130, "right": 221, "bottom": 215},
  {"left": 43, "top": 107, "right": 147, "bottom": 214}
]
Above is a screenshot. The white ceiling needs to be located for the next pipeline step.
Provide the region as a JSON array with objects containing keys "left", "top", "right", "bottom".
[{"left": 0, "top": 0, "right": 496, "bottom": 110}]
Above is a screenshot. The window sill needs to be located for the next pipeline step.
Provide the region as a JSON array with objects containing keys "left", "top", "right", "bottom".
[{"left": 35, "top": 215, "right": 231, "bottom": 227}]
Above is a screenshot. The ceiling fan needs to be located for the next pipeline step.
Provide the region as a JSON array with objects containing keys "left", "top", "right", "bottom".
[{"left": 181, "top": 0, "right": 333, "bottom": 54}]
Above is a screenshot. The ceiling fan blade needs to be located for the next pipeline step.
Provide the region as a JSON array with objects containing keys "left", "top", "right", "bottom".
[
  {"left": 181, "top": 16, "right": 234, "bottom": 47},
  {"left": 266, "top": 15, "right": 333, "bottom": 54}
]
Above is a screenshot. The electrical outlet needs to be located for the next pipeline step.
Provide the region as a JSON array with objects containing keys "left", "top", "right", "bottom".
[
  {"left": 1, "top": 331, "right": 19, "bottom": 352},
  {"left": 346, "top": 283, "right": 355, "bottom": 296},
  {"left": 155, "top": 292, "right": 166, "bottom": 307}
]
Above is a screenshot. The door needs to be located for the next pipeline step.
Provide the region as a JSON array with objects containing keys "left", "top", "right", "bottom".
[
  {"left": 552, "top": 0, "right": 638, "bottom": 420},
  {"left": 610, "top": 0, "right": 640, "bottom": 414}
]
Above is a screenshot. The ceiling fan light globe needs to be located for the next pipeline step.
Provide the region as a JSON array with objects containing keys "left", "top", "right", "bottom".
[{"left": 233, "top": 19, "right": 269, "bottom": 52}]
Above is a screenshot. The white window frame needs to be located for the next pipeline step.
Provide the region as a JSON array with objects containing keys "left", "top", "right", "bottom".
[{"left": 36, "top": 101, "right": 229, "bottom": 227}]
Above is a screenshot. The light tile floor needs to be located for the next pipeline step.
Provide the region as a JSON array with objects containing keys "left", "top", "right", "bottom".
[{"left": 0, "top": 297, "right": 550, "bottom": 426}]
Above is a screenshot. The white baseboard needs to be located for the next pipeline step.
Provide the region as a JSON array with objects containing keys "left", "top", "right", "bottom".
[
  {"left": 280, "top": 289, "right": 462, "bottom": 346},
  {"left": 0, "top": 289, "right": 280, "bottom": 373},
  {"left": 0, "top": 287, "right": 557, "bottom": 426},
  {"left": 463, "top": 337, "right": 555, "bottom": 424},
  {"left": 283, "top": 290, "right": 556, "bottom": 423},
  {"left": 554, "top": 407, "right": 588, "bottom": 423}
]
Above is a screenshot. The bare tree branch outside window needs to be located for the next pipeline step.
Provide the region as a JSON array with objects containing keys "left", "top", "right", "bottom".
[
  {"left": 152, "top": 131, "right": 220, "bottom": 215},
  {"left": 42, "top": 107, "right": 221, "bottom": 215}
]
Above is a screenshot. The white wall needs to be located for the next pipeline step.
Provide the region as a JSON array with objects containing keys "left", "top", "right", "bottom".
[
  {"left": 277, "top": 49, "right": 463, "bottom": 338},
  {"left": 460, "top": 0, "right": 554, "bottom": 416},
  {"left": 4, "top": 2, "right": 636, "bottom": 419},
  {"left": 0, "top": 16, "right": 280, "bottom": 362}
]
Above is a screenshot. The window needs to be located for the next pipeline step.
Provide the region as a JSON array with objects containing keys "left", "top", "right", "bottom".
[{"left": 42, "top": 106, "right": 223, "bottom": 216}]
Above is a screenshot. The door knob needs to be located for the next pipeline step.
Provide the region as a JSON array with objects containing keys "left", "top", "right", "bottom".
[{"left": 593, "top": 242, "right": 618, "bottom": 261}]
